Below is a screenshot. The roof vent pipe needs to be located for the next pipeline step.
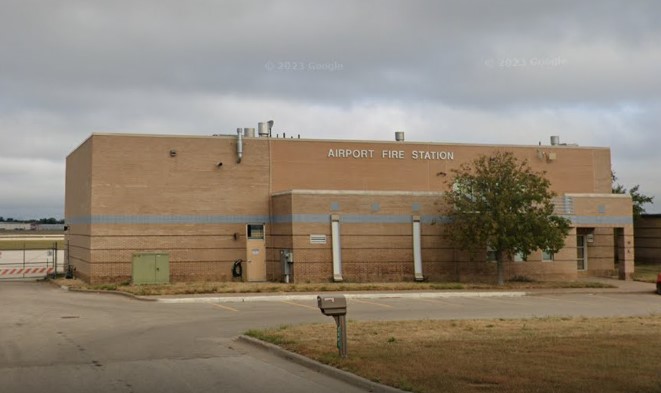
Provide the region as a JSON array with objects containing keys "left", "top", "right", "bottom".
[
  {"left": 395, "top": 131, "right": 405, "bottom": 141},
  {"left": 236, "top": 129, "right": 243, "bottom": 163},
  {"left": 258, "top": 122, "right": 269, "bottom": 137},
  {"left": 550, "top": 136, "right": 560, "bottom": 146}
]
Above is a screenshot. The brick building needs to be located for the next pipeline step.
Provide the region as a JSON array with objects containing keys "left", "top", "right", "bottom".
[
  {"left": 634, "top": 214, "right": 661, "bottom": 264},
  {"left": 65, "top": 130, "right": 634, "bottom": 284}
]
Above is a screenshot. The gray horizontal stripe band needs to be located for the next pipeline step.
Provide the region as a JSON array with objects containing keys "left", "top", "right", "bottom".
[
  {"left": 341, "top": 215, "right": 413, "bottom": 224},
  {"left": 67, "top": 215, "right": 270, "bottom": 225},
  {"left": 272, "top": 214, "right": 330, "bottom": 224},
  {"left": 67, "top": 214, "right": 442, "bottom": 225},
  {"left": 567, "top": 215, "right": 633, "bottom": 225},
  {"left": 66, "top": 214, "right": 631, "bottom": 226}
]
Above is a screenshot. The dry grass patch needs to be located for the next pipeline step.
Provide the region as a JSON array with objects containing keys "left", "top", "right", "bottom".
[
  {"left": 53, "top": 279, "right": 466, "bottom": 295},
  {"left": 634, "top": 264, "right": 661, "bottom": 283},
  {"left": 248, "top": 316, "right": 661, "bottom": 393},
  {"left": 0, "top": 239, "right": 65, "bottom": 250},
  {"left": 51, "top": 278, "right": 616, "bottom": 296}
]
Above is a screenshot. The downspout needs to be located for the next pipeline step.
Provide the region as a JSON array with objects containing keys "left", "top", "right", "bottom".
[
  {"left": 236, "top": 128, "right": 243, "bottom": 163},
  {"left": 412, "top": 216, "right": 423, "bottom": 281},
  {"left": 331, "top": 214, "right": 343, "bottom": 282}
]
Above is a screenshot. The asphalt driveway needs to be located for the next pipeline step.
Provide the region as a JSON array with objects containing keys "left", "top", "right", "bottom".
[{"left": 1, "top": 280, "right": 659, "bottom": 393}]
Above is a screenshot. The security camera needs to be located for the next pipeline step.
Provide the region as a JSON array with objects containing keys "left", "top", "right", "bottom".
[{"left": 217, "top": 162, "right": 223, "bottom": 167}]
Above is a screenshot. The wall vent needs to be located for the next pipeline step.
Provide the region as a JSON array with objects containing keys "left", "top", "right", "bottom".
[{"left": 310, "top": 234, "right": 327, "bottom": 244}]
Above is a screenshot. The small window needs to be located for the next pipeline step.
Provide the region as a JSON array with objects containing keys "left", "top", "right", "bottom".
[
  {"left": 247, "top": 224, "right": 264, "bottom": 240},
  {"left": 542, "top": 250, "right": 554, "bottom": 261}
]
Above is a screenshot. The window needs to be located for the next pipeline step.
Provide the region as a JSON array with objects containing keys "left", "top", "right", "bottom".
[
  {"left": 486, "top": 246, "right": 497, "bottom": 262},
  {"left": 514, "top": 252, "right": 527, "bottom": 262},
  {"left": 247, "top": 224, "right": 264, "bottom": 240},
  {"left": 542, "top": 250, "right": 554, "bottom": 261}
]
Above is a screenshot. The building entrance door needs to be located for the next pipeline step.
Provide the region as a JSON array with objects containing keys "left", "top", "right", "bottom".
[
  {"left": 245, "top": 224, "right": 266, "bottom": 281},
  {"left": 577, "top": 235, "right": 587, "bottom": 271}
]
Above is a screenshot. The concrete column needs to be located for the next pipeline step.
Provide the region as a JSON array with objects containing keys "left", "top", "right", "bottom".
[{"left": 619, "top": 226, "right": 635, "bottom": 280}]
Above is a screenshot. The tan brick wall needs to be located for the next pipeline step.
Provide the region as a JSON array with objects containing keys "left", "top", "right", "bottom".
[
  {"left": 569, "top": 194, "right": 634, "bottom": 278},
  {"left": 65, "top": 133, "right": 633, "bottom": 283},
  {"left": 634, "top": 215, "right": 661, "bottom": 264},
  {"left": 579, "top": 227, "right": 618, "bottom": 277},
  {"left": 569, "top": 194, "right": 633, "bottom": 217},
  {"left": 273, "top": 191, "right": 584, "bottom": 283},
  {"left": 276, "top": 192, "right": 437, "bottom": 282},
  {"left": 270, "top": 139, "right": 612, "bottom": 195},
  {"left": 90, "top": 134, "right": 271, "bottom": 216},
  {"left": 269, "top": 194, "right": 294, "bottom": 280},
  {"left": 65, "top": 137, "right": 93, "bottom": 278},
  {"left": 67, "top": 134, "right": 272, "bottom": 283}
]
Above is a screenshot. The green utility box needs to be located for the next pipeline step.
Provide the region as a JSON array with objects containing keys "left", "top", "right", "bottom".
[{"left": 132, "top": 253, "right": 170, "bottom": 284}]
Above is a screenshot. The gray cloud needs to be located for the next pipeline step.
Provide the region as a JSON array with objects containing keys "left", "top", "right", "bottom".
[{"left": 1, "top": 0, "right": 660, "bottom": 218}]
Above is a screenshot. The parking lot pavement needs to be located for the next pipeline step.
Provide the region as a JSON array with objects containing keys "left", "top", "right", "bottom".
[
  {"left": 1, "top": 280, "right": 659, "bottom": 393},
  {"left": 0, "top": 281, "right": 370, "bottom": 393}
]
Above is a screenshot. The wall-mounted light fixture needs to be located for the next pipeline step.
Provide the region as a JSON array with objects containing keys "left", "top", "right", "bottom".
[
  {"left": 216, "top": 161, "right": 223, "bottom": 168},
  {"left": 169, "top": 149, "right": 177, "bottom": 157}
]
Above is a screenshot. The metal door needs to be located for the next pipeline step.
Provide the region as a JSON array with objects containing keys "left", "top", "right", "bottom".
[
  {"left": 245, "top": 224, "right": 266, "bottom": 281},
  {"left": 132, "top": 253, "right": 170, "bottom": 284}
]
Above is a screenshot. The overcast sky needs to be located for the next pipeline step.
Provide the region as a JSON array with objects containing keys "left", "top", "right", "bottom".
[{"left": 1, "top": 0, "right": 660, "bottom": 219}]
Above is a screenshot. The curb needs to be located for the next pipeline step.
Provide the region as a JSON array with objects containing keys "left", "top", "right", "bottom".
[
  {"left": 58, "top": 284, "right": 157, "bottom": 301},
  {"left": 237, "top": 335, "right": 409, "bottom": 393},
  {"left": 526, "top": 289, "right": 658, "bottom": 296},
  {"left": 49, "top": 277, "right": 655, "bottom": 303},
  {"left": 152, "top": 291, "right": 527, "bottom": 304}
]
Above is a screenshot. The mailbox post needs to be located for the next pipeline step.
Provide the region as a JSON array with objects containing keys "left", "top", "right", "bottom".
[{"left": 317, "top": 294, "right": 348, "bottom": 358}]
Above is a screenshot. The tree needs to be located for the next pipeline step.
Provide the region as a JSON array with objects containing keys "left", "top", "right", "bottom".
[
  {"left": 442, "top": 151, "right": 571, "bottom": 285},
  {"left": 38, "top": 218, "right": 59, "bottom": 224},
  {"left": 611, "top": 172, "right": 654, "bottom": 218}
]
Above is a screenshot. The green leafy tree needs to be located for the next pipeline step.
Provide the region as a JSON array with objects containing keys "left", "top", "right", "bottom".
[
  {"left": 611, "top": 172, "right": 654, "bottom": 218},
  {"left": 443, "top": 151, "right": 571, "bottom": 285}
]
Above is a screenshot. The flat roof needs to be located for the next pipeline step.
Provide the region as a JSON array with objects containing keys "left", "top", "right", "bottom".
[{"left": 85, "top": 132, "right": 609, "bottom": 150}]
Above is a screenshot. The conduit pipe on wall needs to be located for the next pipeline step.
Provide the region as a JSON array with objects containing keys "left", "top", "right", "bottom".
[
  {"left": 331, "top": 215, "right": 343, "bottom": 282},
  {"left": 236, "top": 128, "right": 243, "bottom": 163},
  {"left": 412, "top": 216, "right": 423, "bottom": 281}
]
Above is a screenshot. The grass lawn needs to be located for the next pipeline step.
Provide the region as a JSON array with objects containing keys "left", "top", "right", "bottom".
[
  {"left": 51, "top": 278, "right": 616, "bottom": 296},
  {"left": 633, "top": 263, "right": 661, "bottom": 283},
  {"left": 247, "top": 316, "right": 661, "bottom": 393},
  {"left": 0, "top": 239, "right": 65, "bottom": 250}
]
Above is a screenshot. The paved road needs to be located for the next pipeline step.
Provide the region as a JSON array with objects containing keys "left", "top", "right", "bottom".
[{"left": 1, "top": 281, "right": 659, "bottom": 393}]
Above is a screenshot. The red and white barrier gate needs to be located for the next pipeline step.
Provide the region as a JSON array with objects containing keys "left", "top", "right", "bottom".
[
  {"left": 0, "top": 267, "right": 55, "bottom": 278},
  {"left": 0, "top": 248, "right": 62, "bottom": 280}
]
